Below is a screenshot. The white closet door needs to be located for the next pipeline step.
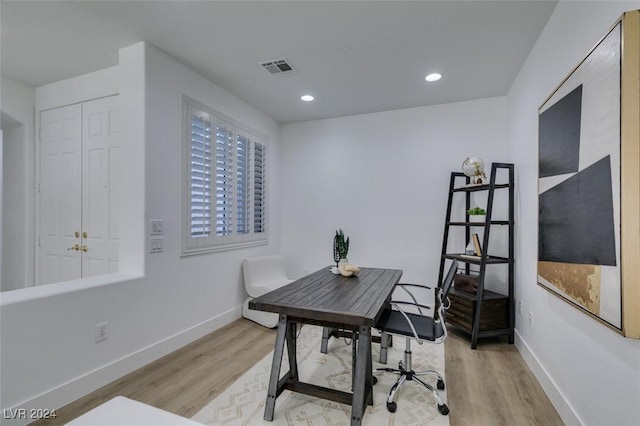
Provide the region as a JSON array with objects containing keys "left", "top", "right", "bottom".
[
  {"left": 39, "top": 104, "right": 82, "bottom": 284},
  {"left": 82, "top": 95, "right": 119, "bottom": 277}
]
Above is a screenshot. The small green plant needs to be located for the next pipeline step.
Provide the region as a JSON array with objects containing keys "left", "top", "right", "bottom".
[
  {"left": 466, "top": 207, "right": 486, "bottom": 216},
  {"left": 333, "top": 229, "right": 350, "bottom": 266}
]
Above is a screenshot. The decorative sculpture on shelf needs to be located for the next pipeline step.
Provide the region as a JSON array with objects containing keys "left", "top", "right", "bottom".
[{"left": 462, "top": 157, "right": 487, "bottom": 184}]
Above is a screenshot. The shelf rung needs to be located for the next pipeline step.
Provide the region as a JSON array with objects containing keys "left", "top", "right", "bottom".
[{"left": 447, "top": 221, "right": 510, "bottom": 226}]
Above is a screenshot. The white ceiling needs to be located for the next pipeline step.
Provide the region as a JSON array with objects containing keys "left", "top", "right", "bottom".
[{"left": 1, "top": 1, "right": 557, "bottom": 124}]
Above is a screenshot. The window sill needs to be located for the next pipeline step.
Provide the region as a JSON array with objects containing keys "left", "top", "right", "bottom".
[{"left": 181, "top": 238, "right": 268, "bottom": 257}]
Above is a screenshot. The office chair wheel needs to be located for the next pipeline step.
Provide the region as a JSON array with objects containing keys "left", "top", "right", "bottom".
[
  {"left": 438, "top": 403, "right": 449, "bottom": 415},
  {"left": 372, "top": 376, "right": 378, "bottom": 385},
  {"left": 437, "top": 379, "right": 445, "bottom": 390},
  {"left": 386, "top": 401, "right": 397, "bottom": 413}
]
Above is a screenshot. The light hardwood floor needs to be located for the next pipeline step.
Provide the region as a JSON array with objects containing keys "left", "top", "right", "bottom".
[
  {"left": 31, "top": 319, "right": 563, "bottom": 426},
  {"left": 444, "top": 330, "right": 563, "bottom": 426}
]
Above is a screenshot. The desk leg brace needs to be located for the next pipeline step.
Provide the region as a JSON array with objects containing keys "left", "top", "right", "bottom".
[
  {"left": 351, "top": 326, "right": 373, "bottom": 426},
  {"left": 264, "top": 314, "right": 288, "bottom": 421}
]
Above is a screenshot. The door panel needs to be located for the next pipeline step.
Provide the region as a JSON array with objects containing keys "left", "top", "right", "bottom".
[
  {"left": 82, "top": 96, "right": 119, "bottom": 277},
  {"left": 39, "top": 104, "right": 82, "bottom": 284}
]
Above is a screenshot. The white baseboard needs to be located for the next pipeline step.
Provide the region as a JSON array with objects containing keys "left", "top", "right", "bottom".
[
  {"left": 514, "top": 329, "right": 583, "bottom": 426},
  {"left": 2, "top": 306, "right": 242, "bottom": 426}
]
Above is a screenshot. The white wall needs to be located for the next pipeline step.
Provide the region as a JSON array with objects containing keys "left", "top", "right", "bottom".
[
  {"left": 0, "top": 77, "right": 36, "bottom": 290},
  {"left": 2, "top": 124, "right": 25, "bottom": 291},
  {"left": 507, "top": 2, "right": 640, "bottom": 425},
  {"left": 280, "top": 97, "right": 509, "bottom": 296},
  {"left": 1, "top": 128, "right": 3, "bottom": 290},
  {"left": 35, "top": 66, "right": 119, "bottom": 112},
  {"left": 0, "top": 42, "right": 281, "bottom": 423}
]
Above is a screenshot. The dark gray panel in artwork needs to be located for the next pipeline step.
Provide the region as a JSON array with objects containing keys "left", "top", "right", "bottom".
[
  {"left": 539, "top": 85, "right": 582, "bottom": 178},
  {"left": 539, "top": 156, "right": 617, "bottom": 265}
]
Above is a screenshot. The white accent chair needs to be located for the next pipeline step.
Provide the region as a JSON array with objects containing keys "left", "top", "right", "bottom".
[{"left": 242, "top": 255, "right": 294, "bottom": 328}]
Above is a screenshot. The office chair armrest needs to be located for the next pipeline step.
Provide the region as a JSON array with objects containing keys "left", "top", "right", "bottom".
[
  {"left": 433, "top": 290, "right": 451, "bottom": 344},
  {"left": 389, "top": 302, "right": 424, "bottom": 344},
  {"left": 395, "top": 283, "right": 434, "bottom": 315},
  {"left": 397, "top": 283, "right": 433, "bottom": 290},
  {"left": 389, "top": 299, "right": 432, "bottom": 313},
  {"left": 387, "top": 282, "right": 453, "bottom": 346}
]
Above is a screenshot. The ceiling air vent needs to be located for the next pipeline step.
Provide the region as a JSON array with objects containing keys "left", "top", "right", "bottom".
[{"left": 259, "top": 58, "right": 298, "bottom": 77}]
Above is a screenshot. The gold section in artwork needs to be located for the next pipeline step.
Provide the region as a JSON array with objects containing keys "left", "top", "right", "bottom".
[{"left": 538, "top": 261, "right": 601, "bottom": 315}]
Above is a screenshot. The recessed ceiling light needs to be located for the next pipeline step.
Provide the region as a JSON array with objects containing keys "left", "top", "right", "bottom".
[
  {"left": 301, "top": 95, "right": 315, "bottom": 102},
  {"left": 425, "top": 73, "right": 442, "bottom": 82}
]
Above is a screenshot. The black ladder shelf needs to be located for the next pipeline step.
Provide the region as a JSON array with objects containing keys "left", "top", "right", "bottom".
[{"left": 437, "top": 162, "right": 515, "bottom": 349}]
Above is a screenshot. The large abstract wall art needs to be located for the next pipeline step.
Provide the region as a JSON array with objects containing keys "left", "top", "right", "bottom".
[{"left": 538, "top": 11, "right": 640, "bottom": 338}]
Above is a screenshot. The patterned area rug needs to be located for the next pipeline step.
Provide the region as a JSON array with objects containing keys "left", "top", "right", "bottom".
[{"left": 192, "top": 325, "right": 449, "bottom": 426}]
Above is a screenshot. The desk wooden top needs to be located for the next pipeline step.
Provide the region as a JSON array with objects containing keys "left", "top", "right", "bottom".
[{"left": 249, "top": 267, "right": 402, "bottom": 327}]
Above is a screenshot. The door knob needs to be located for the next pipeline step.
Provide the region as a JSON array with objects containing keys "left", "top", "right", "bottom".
[
  {"left": 81, "top": 245, "right": 89, "bottom": 252},
  {"left": 82, "top": 232, "right": 88, "bottom": 239},
  {"left": 75, "top": 231, "right": 80, "bottom": 238},
  {"left": 67, "top": 244, "right": 80, "bottom": 251}
]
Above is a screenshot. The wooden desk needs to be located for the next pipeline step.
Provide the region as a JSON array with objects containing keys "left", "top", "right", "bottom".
[{"left": 249, "top": 266, "right": 402, "bottom": 426}]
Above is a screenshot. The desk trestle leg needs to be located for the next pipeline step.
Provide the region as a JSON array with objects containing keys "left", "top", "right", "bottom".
[
  {"left": 351, "top": 326, "right": 372, "bottom": 426},
  {"left": 264, "top": 314, "right": 288, "bottom": 421}
]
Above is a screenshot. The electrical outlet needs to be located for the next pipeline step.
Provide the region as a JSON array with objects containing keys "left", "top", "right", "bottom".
[
  {"left": 96, "top": 322, "right": 109, "bottom": 343},
  {"left": 528, "top": 311, "right": 533, "bottom": 328}
]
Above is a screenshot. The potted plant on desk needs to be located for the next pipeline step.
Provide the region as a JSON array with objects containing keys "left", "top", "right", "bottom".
[{"left": 333, "top": 229, "right": 349, "bottom": 267}]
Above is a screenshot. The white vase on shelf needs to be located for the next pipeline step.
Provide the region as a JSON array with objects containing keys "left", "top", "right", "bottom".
[{"left": 469, "top": 215, "right": 486, "bottom": 223}]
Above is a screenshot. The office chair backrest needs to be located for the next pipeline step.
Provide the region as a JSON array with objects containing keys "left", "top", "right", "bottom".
[{"left": 440, "top": 259, "right": 458, "bottom": 299}]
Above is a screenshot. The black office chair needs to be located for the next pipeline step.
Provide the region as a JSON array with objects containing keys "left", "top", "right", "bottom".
[{"left": 373, "top": 260, "right": 458, "bottom": 416}]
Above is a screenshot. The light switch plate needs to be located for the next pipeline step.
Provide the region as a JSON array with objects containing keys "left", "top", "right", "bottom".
[
  {"left": 150, "top": 237, "right": 163, "bottom": 253},
  {"left": 150, "top": 220, "right": 163, "bottom": 235}
]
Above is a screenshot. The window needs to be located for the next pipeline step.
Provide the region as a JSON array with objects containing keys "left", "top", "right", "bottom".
[{"left": 182, "top": 97, "right": 267, "bottom": 255}]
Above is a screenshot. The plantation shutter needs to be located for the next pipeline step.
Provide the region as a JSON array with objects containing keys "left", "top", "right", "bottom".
[
  {"left": 253, "top": 141, "right": 266, "bottom": 233},
  {"left": 236, "top": 128, "right": 267, "bottom": 240},
  {"left": 236, "top": 133, "right": 250, "bottom": 235},
  {"left": 215, "top": 118, "right": 234, "bottom": 237},
  {"left": 188, "top": 106, "right": 212, "bottom": 239},
  {"left": 182, "top": 96, "right": 268, "bottom": 255}
]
